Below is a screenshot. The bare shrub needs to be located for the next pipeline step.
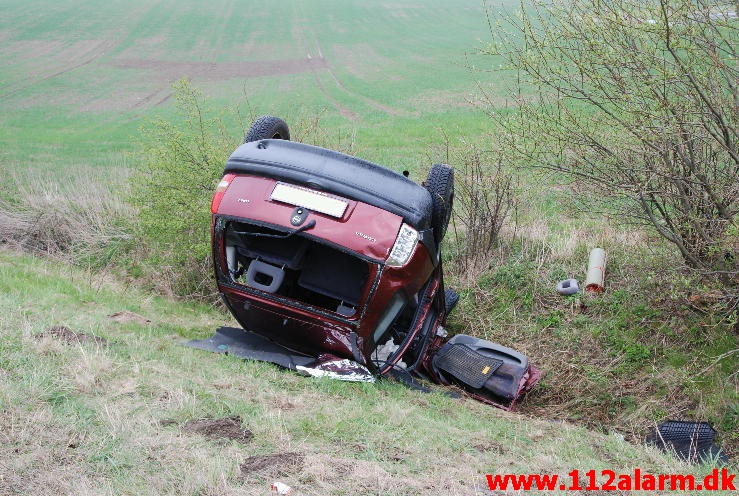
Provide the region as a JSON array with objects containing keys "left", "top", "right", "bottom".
[
  {"left": 452, "top": 148, "right": 514, "bottom": 277},
  {"left": 485, "top": 0, "right": 738, "bottom": 289},
  {"left": 429, "top": 136, "right": 515, "bottom": 279}
]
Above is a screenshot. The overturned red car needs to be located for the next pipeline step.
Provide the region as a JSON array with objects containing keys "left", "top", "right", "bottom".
[{"left": 195, "top": 116, "right": 541, "bottom": 410}]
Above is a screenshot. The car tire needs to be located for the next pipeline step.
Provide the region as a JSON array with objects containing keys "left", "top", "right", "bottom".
[
  {"left": 444, "top": 288, "right": 460, "bottom": 315},
  {"left": 244, "top": 115, "right": 290, "bottom": 143},
  {"left": 425, "top": 163, "right": 454, "bottom": 244}
]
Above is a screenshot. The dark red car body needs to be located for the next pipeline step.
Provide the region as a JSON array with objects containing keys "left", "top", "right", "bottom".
[
  {"left": 209, "top": 136, "right": 540, "bottom": 409},
  {"left": 213, "top": 177, "right": 441, "bottom": 371}
]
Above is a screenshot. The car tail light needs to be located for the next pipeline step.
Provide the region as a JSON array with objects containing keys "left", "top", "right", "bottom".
[
  {"left": 386, "top": 223, "right": 418, "bottom": 267},
  {"left": 210, "top": 173, "right": 236, "bottom": 213}
]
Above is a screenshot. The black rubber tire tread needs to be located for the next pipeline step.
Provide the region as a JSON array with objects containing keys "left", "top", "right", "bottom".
[
  {"left": 244, "top": 115, "right": 290, "bottom": 143},
  {"left": 425, "top": 163, "right": 454, "bottom": 243},
  {"left": 444, "top": 288, "right": 460, "bottom": 315}
]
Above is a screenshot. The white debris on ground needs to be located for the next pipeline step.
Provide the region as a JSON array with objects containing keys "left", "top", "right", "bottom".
[
  {"left": 271, "top": 481, "right": 302, "bottom": 495},
  {"left": 296, "top": 359, "right": 376, "bottom": 383}
]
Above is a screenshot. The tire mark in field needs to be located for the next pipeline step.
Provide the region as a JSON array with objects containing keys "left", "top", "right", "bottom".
[
  {"left": 310, "top": 63, "right": 359, "bottom": 121},
  {"left": 291, "top": 12, "right": 359, "bottom": 122},
  {"left": 103, "top": 88, "right": 173, "bottom": 125},
  {"left": 131, "top": 87, "right": 172, "bottom": 110},
  {"left": 209, "top": 0, "right": 236, "bottom": 63},
  {"left": 324, "top": 62, "right": 418, "bottom": 118},
  {"left": 0, "top": 39, "right": 120, "bottom": 98},
  {"left": 295, "top": 1, "right": 416, "bottom": 118}
]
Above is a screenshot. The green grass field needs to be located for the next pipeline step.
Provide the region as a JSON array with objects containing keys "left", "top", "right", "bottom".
[
  {"left": 0, "top": 0, "right": 511, "bottom": 174},
  {"left": 1, "top": 1, "right": 737, "bottom": 492}
]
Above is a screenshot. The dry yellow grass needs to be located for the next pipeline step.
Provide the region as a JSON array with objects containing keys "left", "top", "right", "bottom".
[{"left": 0, "top": 167, "right": 133, "bottom": 259}]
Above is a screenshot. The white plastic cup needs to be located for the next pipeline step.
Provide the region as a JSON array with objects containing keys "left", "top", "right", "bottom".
[{"left": 270, "top": 481, "right": 294, "bottom": 495}]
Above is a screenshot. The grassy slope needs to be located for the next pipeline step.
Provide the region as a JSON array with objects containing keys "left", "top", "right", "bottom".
[
  {"left": 442, "top": 201, "right": 739, "bottom": 447},
  {"left": 0, "top": 250, "right": 727, "bottom": 495}
]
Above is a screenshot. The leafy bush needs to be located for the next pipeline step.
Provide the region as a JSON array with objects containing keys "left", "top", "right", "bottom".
[
  {"left": 129, "top": 80, "right": 236, "bottom": 298},
  {"left": 129, "top": 79, "right": 357, "bottom": 298}
]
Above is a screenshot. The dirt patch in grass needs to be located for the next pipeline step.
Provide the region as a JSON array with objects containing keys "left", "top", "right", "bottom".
[
  {"left": 108, "top": 311, "right": 151, "bottom": 325},
  {"left": 110, "top": 58, "right": 328, "bottom": 82},
  {"left": 239, "top": 452, "right": 304, "bottom": 477},
  {"left": 300, "top": 453, "right": 433, "bottom": 493},
  {"left": 473, "top": 439, "right": 508, "bottom": 454},
  {"left": 36, "top": 325, "right": 107, "bottom": 346},
  {"left": 181, "top": 416, "right": 253, "bottom": 444}
]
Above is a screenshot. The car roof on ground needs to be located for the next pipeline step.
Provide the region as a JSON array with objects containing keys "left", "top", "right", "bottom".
[{"left": 224, "top": 139, "right": 433, "bottom": 229}]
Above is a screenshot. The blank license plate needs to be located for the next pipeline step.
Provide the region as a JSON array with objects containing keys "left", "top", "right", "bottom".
[{"left": 270, "top": 183, "right": 348, "bottom": 218}]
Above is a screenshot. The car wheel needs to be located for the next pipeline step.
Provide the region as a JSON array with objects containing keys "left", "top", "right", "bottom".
[
  {"left": 444, "top": 288, "right": 460, "bottom": 315},
  {"left": 425, "top": 163, "right": 454, "bottom": 244},
  {"left": 244, "top": 115, "right": 290, "bottom": 143}
]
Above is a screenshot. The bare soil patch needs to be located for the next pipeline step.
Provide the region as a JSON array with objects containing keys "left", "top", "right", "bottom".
[
  {"left": 110, "top": 58, "right": 328, "bottom": 82},
  {"left": 239, "top": 452, "right": 304, "bottom": 477},
  {"left": 36, "top": 325, "right": 107, "bottom": 346},
  {"left": 472, "top": 439, "right": 507, "bottom": 454},
  {"left": 181, "top": 416, "right": 253, "bottom": 444},
  {"left": 108, "top": 311, "right": 151, "bottom": 325}
]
